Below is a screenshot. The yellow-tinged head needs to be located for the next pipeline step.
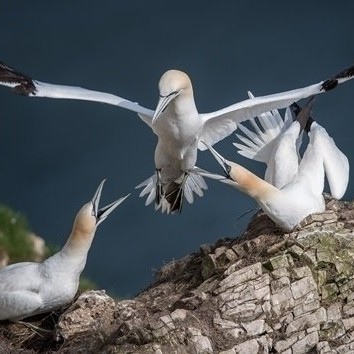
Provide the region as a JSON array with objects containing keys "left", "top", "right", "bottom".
[
  {"left": 153, "top": 70, "right": 193, "bottom": 123},
  {"left": 72, "top": 202, "right": 97, "bottom": 237},
  {"left": 69, "top": 180, "right": 130, "bottom": 246},
  {"left": 204, "top": 142, "right": 278, "bottom": 200},
  {"left": 158, "top": 69, "right": 192, "bottom": 96}
]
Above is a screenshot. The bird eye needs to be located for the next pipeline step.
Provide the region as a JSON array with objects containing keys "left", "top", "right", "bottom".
[
  {"left": 160, "top": 90, "right": 178, "bottom": 98},
  {"left": 168, "top": 90, "right": 178, "bottom": 97}
]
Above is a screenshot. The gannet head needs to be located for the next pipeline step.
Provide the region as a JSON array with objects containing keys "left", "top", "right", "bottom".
[
  {"left": 73, "top": 180, "right": 130, "bottom": 236},
  {"left": 152, "top": 69, "right": 192, "bottom": 124}
]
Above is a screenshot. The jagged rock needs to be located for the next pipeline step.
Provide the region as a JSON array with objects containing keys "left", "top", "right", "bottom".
[
  {"left": 3, "top": 197, "right": 354, "bottom": 353},
  {"left": 56, "top": 290, "right": 116, "bottom": 339}
]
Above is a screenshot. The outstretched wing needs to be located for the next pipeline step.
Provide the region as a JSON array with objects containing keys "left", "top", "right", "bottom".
[
  {"left": 198, "top": 64, "right": 354, "bottom": 150},
  {"left": 0, "top": 61, "right": 155, "bottom": 127},
  {"left": 233, "top": 91, "right": 294, "bottom": 163}
]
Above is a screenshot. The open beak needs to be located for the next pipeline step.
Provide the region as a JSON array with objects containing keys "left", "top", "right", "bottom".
[
  {"left": 152, "top": 91, "right": 179, "bottom": 124},
  {"left": 91, "top": 179, "right": 130, "bottom": 226},
  {"left": 201, "top": 141, "right": 232, "bottom": 178}
]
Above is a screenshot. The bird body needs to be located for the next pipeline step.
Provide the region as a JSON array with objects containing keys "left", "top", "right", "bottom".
[
  {"left": 1, "top": 61, "right": 353, "bottom": 212},
  {"left": 0, "top": 180, "right": 129, "bottom": 321},
  {"left": 202, "top": 100, "right": 349, "bottom": 231},
  {"left": 150, "top": 70, "right": 204, "bottom": 212}
]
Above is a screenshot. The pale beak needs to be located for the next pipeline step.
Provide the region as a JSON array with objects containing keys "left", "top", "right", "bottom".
[
  {"left": 91, "top": 179, "right": 130, "bottom": 226},
  {"left": 201, "top": 141, "right": 232, "bottom": 178},
  {"left": 152, "top": 91, "right": 179, "bottom": 124}
]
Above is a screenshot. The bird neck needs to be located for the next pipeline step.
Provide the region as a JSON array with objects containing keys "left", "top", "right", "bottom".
[
  {"left": 230, "top": 163, "right": 279, "bottom": 201},
  {"left": 62, "top": 229, "right": 95, "bottom": 257},
  {"left": 174, "top": 87, "right": 197, "bottom": 116},
  {"left": 48, "top": 230, "right": 95, "bottom": 273}
]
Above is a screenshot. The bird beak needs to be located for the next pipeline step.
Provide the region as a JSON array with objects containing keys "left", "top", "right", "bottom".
[
  {"left": 152, "top": 91, "right": 179, "bottom": 124},
  {"left": 91, "top": 179, "right": 130, "bottom": 226},
  {"left": 290, "top": 96, "right": 315, "bottom": 131},
  {"left": 202, "top": 141, "right": 232, "bottom": 178}
]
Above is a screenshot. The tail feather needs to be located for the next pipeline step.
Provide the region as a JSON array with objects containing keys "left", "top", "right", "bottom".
[
  {"left": 136, "top": 170, "right": 208, "bottom": 214},
  {"left": 135, "top": 174, "right": 157, "bottom": 205},
  {"left": 188, "top": 173, "right": 207, "bottom": 197}
]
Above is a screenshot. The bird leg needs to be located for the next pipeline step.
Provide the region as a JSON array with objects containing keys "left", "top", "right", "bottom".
[
  {"left": 155, "top": 168, "right": 163, "bottom": 206},
  {"left": 165, "top": 173, "right": 189, "bottom": 214}
]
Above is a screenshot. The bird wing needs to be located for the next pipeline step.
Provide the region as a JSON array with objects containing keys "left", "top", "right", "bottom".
[
  {"left": 233, "top": 94, "right": 293, "bottom": 163},
  {"left": 0, "top": 262, "right": 41, "bottom": 292},
  {"left": 198, "top": 64, "right": 354, "bottom": 150},
  {"left": 310, "top": 123, "right": 349, "bottom": 199},
  {"left": 0, "top": 61, "right": 155, "bottom": 126},
  {"left": 0, "top": 290, "right": 43, "bottom": 321},
  {"left": 233, "top": 96, "right": 303, "bottom": 188}
]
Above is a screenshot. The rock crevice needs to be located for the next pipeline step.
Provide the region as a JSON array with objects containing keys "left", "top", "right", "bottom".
[{"left": 2, "top": 197, "right": 354, "bottom": 353}]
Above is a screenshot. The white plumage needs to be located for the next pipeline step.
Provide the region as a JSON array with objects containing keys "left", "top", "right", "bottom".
[
  {"left": 0, "top": 61, "right": 353, "bottom": 213},
  {"left": 200, "top": 99, "right": 349, "bottom": 231},
  {"left": 0, "top": 180, "right": 129, "bottom": 321}
]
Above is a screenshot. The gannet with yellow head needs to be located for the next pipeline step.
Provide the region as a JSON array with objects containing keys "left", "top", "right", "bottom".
[
  {"left": 0, "top": 180, "right": 129, "bottom": 321},
  {"left": 200, "top": 99, "right": 349, "bottom": 231}
]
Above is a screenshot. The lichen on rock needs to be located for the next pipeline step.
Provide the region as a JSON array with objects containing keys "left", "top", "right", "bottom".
[{"left": 2, "top": 196, "right": 354, "bottom": 353}]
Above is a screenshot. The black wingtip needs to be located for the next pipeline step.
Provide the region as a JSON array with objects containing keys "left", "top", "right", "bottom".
[
  {"left": 0, "top": 61, "right": 36, "bottom": 95},
  {"left": 321, "top": 64, "right": 354, "bottom": 92}
]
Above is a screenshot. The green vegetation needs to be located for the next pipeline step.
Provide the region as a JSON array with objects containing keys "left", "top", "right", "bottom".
[
  {"left": 0, "top": 204, "right": 35, "bottom": 262},
  {"left": 79, "top": 276, "right": 97, "bottom": 291},
  {"left": 0, "top": 204, "right": 97, "bottom": 290}
]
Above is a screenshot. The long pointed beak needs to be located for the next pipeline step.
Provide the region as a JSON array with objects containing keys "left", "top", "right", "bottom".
[
  {"left": 96, "top": 194, "right": 130, "bottom": 226},
  {"left": 91, "top": 179, "right": 130, "bottom": 226},
  {"left": 91, "top": 179, "right": 106, "bottom": 218},
  {"left": 291, "top": 96, "right": 315, "bottom": 131},
  {"left": 201, "top": 141, "right": 232, "bottom": 177},
  {"left": 152, "top": 92, "right": 178, "bottom": 124}
]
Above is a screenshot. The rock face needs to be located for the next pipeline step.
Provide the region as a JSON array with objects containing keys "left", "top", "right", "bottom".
[{"left": 2, "top": 197, "right": 354, "bottom": 353}]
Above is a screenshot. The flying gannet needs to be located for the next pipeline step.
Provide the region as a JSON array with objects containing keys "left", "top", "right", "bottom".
[
  {"left": 0, "top": 61, "right": 353, "bottom": 213},
  {"left": 0, "top": 180, "right": 129, "bottom": 321},
  {"left": 199, "top": 98, "right": 349, "bottom": 231}
]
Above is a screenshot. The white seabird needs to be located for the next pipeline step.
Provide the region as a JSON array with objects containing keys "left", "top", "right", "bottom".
[
  {"left": 0, "top": 180, "right": 129, "bottom": 321},
  {"left": 0, "top": 61, "right": 353, "bottom": 213},
  {"left": 200, "top": 98, "right": 349, "bottom": 231},
  {"left": 233, "top": 91, "right": 309, "bottom": 189}
]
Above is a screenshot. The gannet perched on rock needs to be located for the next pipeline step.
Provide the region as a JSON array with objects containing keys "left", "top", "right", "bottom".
[
  {"left": 0, "top": 61, "right": 353, "bottom": 213},
  {"left": 200, "top": 98, "right": 349, "bottom": 231},
  {"left": 0, "top": 180, "right": 129, "bottom": 321}
]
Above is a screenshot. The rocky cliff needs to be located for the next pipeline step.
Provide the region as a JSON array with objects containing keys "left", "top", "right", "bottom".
[{"left": 1, "top": 196, "right": 354, "bottom": 354}]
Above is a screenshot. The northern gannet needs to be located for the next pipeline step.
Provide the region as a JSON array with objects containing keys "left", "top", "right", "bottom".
[
  {"left": 200, "top": 99, "right": 349, "bottom": 231},
  {"left": 0, "top": 61, "right": 353, "bottom": 213},
  {"left": 0, "top": 180, "right": 129, "bottom": 321},
  {"left": 234, "top": 91, "right": 308, "bottom": 189}
]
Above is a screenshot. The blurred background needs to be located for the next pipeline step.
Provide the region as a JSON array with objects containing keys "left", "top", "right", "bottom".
[{"left": 0, "top": 1, "right": 353, "bottom": 298}]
